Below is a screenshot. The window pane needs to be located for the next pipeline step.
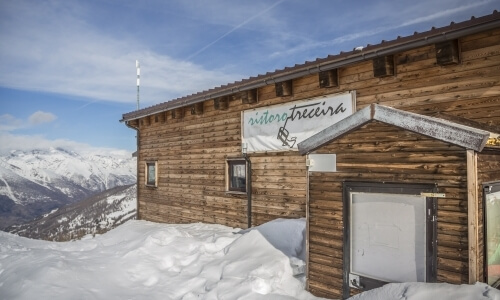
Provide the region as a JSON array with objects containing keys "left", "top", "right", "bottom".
[
  {"left": 147, "top": 163, "right": 156, "bottom": 185},
  {"left": 350, "top": 192, "right": 426, "bottom": 283},
  {"left": 486, "top": 190, "right": 500, "bottom": 287},
  {"left": 229, "top": 162, "right": 246, "bottom": 191}
]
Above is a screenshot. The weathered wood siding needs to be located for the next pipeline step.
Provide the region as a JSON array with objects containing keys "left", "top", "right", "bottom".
[
  {"left": 133, "top": 26, "right": 499, "bottom": 299},
  {"left": 306, "top": 28, "right": 500, "bottom": 299},
  {"left": 307, "top": 122, "right": 470, "bottom": 298},
  {"left": 137, "top": 86, "right": 308, "bottom": 228}
]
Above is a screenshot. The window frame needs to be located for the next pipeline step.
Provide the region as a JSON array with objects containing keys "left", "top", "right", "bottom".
[
  {"left": 483, "top": 181, "right": 500, "bottom": 289},
  {"left": 342, "top": 181, "right": 437, "bottom": 298},
  {"left": 145, "top": 161, "right": 158, "bottom": 187},
  {"left": 226, "top": 158, "right": 247, "bottom": 194}
]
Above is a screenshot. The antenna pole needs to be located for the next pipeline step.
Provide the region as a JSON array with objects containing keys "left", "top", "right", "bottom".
[{"left": 136, "top": 60, "right": 140, "bottom": 110}]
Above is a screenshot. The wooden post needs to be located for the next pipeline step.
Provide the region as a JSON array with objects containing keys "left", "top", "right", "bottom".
[
  {"left": 467, "top": 149, "right": 479, "bottom": 283},
  {"left": 305, "top": 163, "right": 310, "bottom": 291}
]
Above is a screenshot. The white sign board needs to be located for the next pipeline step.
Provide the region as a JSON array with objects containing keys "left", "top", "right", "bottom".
[
  {"left": 308, "top": 154, "right": 336, "bottom": 172},
  {"left": 242, "top": 91, "right": 355, "bottom": 153}
]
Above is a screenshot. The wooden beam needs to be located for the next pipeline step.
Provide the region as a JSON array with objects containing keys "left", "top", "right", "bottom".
[
  {"left": 467, "top": 149, "right": 479, "bottom": 283},
  {"left": 372, "top": 55, "right": 394, "bottom": 78},
  {"left": 126, "top": 119, "right": 139, "bottom": 128},
  {"left": 306, "top": 168, "right": 311, "bottom": 291}
]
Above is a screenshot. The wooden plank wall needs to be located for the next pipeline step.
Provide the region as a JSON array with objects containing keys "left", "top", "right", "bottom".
[
  {"left": 307, "top": 123, "right": 469, "bottom": 298},
  {"left": 136, "top": 86, "right": 308, "bottom": 229},
  {"left": 306, "top": 28, "right": 500, "bottom": 299},
  {"left": 133, "top": 27, "right": 499, "bottom": 299}
]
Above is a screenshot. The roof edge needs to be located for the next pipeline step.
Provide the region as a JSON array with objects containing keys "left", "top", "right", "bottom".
[
  {"left": 298, "top": 104, "right": 491, "bottom": 154},
  {"left": 297, "top": 105, "right": 372, "bottom": 155},
  {"left": 121, "top": 11, "right": 500, "bottom": 122}
]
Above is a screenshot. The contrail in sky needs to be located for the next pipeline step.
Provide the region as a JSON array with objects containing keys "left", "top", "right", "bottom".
[
  {"left": 186, "top": 0, "right": 285, "bottom": 61},
  {"left": 270, "top": 0, "right": 494, "bottom": 58}
]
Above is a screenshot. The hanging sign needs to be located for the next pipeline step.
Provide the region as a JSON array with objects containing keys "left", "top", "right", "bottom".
[{"left": 242, "top": 91, "right": 355, "bottom": 153}]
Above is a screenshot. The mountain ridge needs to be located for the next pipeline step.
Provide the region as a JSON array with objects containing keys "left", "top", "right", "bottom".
[
  {"left": 7, "top": 184, "right": 137, "bottom": 241},
  {"left": 0, "top": 147, "right": 136, "bottom": 229}
]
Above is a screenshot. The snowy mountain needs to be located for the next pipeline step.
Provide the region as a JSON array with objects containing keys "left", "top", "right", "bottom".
[
  {"left": 7, "top": 184, "right": 136, "bottom": 241},
  {"left": 0, "top": 147, "right": 136, "bottom": 229}
]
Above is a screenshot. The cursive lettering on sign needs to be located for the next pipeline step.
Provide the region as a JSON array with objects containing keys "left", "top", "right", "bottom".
[
  {"left": 248, "top": 111, "right": 288, "bottom": 125},
  {"left": 288, "top": 101, "right": 347, "bottom": 122}
]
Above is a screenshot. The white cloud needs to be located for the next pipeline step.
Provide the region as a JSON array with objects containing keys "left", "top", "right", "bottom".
[
  {"left": 0, "top": 132, "right": 132, "bottom": 157},
  {"left": 28, "top": 111, "right": 57, "bottom": 125},
  {"left": 0, "top": 114, "right": 25, "bottom": 131},
  {"left": 0, "top": 1, "right": 243, "bottom": 106},
  {"left": 0, "top": 0, "right": 496, "bottom": 107},
  {"left": 0, "top": 111, "right": 57, "bottom": 132}
]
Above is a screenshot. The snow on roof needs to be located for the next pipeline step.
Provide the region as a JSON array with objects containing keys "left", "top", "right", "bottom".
[{"left": 298, "top": 104, "right": 491, "bottom": 154}]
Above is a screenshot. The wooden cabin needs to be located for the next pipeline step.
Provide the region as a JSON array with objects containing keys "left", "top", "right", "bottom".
[{"left": 121, "top": 11, "right": 500, "bottom": 299}]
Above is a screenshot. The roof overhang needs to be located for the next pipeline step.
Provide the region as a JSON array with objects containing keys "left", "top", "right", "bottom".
[
  {"left": 120, "top": 12, "right": 500, "bottom": 123},
  {"left": 297, "top": 104, "right": 493, "bottom": 154}
]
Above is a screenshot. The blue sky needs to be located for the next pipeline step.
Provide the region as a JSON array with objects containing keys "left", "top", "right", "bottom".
[{"left": 0, "top": 0, "right": 497, "bottom": 154}]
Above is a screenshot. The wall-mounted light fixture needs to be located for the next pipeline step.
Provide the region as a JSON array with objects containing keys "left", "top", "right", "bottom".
[{"left": 241, "top": 143, "right": 248, "bottom": 156}]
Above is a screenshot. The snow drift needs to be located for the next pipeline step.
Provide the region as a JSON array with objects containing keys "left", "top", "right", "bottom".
[
  {"left": 0, "top": 219, "right": 318, "bottom": 300},
  {"left": 1, "top": 218, "right": 499, "bottom": 300}
]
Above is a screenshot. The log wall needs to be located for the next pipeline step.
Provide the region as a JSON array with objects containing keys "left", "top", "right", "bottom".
[
  {"left": 137, "top": 87, "right": 308, "bottom": 228},
  {"left": 132, "top": 27, "right": 500, "bottom": 299},
  {"left": 305, "top": 28, "right": 500, "bottom": 299},
  {"left": 307, "top": 122, "right": 469, "bottom": 298}
]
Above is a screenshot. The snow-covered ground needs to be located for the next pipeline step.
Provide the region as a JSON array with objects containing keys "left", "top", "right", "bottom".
[{"left": 1, "top": 219, "right": 499, "bottom": 300}]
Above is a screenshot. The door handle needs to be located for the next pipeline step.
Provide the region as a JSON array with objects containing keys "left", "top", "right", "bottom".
[{"left": 350, "top": 278, "right": 364, "bottom": 290}]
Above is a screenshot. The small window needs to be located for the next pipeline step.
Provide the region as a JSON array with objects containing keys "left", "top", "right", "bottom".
[
  {"left": 227, "top": 159, "right": 246, "bottom": 193},
  {"left": 145, "top": 161, "right": 158, "bottom": 187}
]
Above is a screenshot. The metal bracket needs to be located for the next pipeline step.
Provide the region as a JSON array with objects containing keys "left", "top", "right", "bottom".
[
  {"left": 348, "top": 274, "right": 364, "bottom": 290},
  {"left": 421, "top": 192, "right": 446, "bottom": 198}
]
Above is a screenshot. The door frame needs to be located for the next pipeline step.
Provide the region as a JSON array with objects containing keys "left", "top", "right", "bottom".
[{"left": 342, "top": 181, "right": 438, "bottom": 298}]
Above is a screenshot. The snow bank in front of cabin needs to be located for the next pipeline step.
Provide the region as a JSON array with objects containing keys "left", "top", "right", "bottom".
[
  {"left": 0, "top": 219, "right": 320, "bottom": 300},
  {"left": 347, "top": 281, "right": 500, "bottom": 300},
  {"left": 1, "top": 218, "right": 500, "bottom": 300},
  {"left": 241, "top": 218, "right": 306, "bottom": 260}
]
